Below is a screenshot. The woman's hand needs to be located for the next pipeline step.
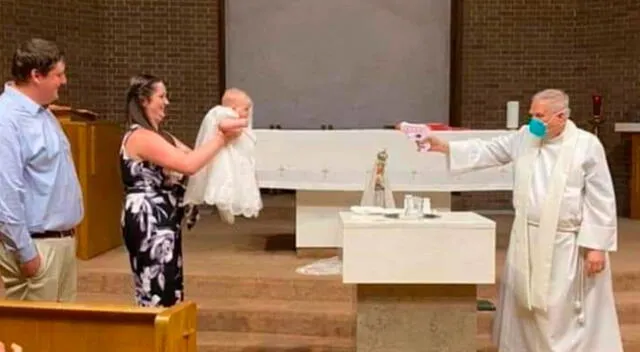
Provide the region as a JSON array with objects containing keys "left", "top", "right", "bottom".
[
  {"left": 218, "top": 118, "right": 247, "bottom": 143},
  {"left": 218, "top": 118, "right": 248, "bottom": 132}
]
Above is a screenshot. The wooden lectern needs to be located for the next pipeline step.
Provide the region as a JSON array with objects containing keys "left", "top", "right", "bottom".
[
  {"left": 50, "top": 105, "right": 124, "bottom": 260},
  {"left": 615, "top": 123, "right": 640, "bottom": 219}
]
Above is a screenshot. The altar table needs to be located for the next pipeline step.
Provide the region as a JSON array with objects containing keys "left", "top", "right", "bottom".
[
  {"left": 339, "top": 211, "right": 495, "bottom": 351},
  {"left": 254, "top": 129, "right": 513, "bottom": 249}
]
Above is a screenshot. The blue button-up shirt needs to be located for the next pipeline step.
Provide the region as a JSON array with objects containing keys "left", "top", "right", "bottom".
[{"left": 0, "top": 83, "right": 84, "bottom": 263}]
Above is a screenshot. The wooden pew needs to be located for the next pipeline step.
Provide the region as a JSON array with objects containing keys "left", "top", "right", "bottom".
[{"left": 0, "top": 300, "right": 197, "bottom": 352}]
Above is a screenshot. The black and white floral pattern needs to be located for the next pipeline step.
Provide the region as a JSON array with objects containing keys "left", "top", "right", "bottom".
[{"left": 120, "top": 124, "right": 198, "bottom": 307}]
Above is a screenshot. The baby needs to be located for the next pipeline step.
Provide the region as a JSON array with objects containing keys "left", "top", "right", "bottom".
[
  {"left": 222, "top": 88, "right": 252, "bottom": 122},
  {"left": 183, "top": 88, "right": 263, "bottom": 224}
]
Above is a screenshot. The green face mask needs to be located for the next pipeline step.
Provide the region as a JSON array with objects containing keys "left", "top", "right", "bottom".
[{"left": 528, "top": 115, "right": 547, "bottom": 138}]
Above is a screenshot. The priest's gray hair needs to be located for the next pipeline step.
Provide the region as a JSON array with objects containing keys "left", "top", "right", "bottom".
[{"left": 532, "top": 89, "right": 571, "bottom": 118}]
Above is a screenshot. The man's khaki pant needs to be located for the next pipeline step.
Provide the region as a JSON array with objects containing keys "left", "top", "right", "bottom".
[{"left": 0, "top": 237, "right": 77, "bottom": 302}]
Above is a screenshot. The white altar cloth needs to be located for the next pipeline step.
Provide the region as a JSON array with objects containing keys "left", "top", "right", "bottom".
[
  {"left": 251, "top": 129, "right": 513, "bottom": 248},
  {"left": 254, "top": 129, "right": 513, "bottom": 192}
]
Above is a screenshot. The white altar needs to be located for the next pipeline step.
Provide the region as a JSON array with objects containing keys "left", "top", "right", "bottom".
[
  {"left": 254, "top": 129, "right": 513, "bottom": 248},
  {"left": 340, "top": 211, "right": 495, "bottom": 284},
  {"left": 339, "top": 210, "right": 496, "bottom": 351}
]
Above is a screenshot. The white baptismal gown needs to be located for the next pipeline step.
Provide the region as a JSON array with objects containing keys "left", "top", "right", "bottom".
[{"left": 183, "top": 105, "right": 263, "bottom": 224}]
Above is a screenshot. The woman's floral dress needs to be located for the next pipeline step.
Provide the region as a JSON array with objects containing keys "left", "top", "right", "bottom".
[{"left": 119, "top": 124, "right": 198, "bottom": 307}]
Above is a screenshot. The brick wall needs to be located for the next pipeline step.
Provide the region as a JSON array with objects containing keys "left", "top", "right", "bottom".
[
  {"left": 0, "top": 0, "right": 222, "bottom": 145},
  {"left": 453, "top": 1, "right": 581, "bottom": 211},
  {"left": 0, "top": 0, "right": 104, "bottom": 113},
  {"left": 581, "top": 0, "right": 640, "bottom": 216},
  {"left": 2, "top": 0, "right": 638, "bottom": 214},
  {"left": 99, "top": 0, "right": 223, "bottom": 143},
  {"left": 455, "top": 0, "right": 640, "bottom": 214}
]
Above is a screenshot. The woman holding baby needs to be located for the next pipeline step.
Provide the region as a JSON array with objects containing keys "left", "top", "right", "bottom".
[{"left": 119, "top": 74, "right": 248, "bottom": 307}]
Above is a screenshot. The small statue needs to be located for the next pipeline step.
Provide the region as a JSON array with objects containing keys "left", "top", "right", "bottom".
[
  {"left": 360, "top": 149, "right": 395, "bottom": 208},
  {"left": 374, "top": 149, "right": 388, "bottom": 191}
]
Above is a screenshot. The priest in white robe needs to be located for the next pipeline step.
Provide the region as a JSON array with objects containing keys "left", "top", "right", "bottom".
[{"left": 420, "top": 89, "right": 623, "bottom": 351}]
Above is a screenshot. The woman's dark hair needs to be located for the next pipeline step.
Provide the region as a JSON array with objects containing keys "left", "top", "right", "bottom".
[
  {"left": 11, "top": 38, "right": 64, "bottom": 84},
  {"left": 125, "top": 74, "right": 175, "bottom": 145}
]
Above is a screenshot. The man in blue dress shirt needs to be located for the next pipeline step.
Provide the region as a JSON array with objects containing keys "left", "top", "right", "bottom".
[{"left": 0, "top": 38, "right": 84, "bottom": 302}]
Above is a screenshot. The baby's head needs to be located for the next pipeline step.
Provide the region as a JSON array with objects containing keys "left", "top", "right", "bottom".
[{"left": 222, "top": 88, "right": 252, "bottom": 120}]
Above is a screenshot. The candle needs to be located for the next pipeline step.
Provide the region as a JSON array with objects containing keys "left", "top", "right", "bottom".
[
  {"left": 506, "top": 101, "right": 519, "bottom": 129},
  {"left": 592, "top": 94, "right": 602, "bottom": 116}
]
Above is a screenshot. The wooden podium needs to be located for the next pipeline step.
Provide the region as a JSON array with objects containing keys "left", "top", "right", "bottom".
[
  {"left": 0, "top": 300, "right": 197, "bottom": 352},
  {"left": 615, "top": 123, "right": 640, "bottom": 219},
  {"left": 51, "top": 106, "right": 124, "bottom": 260}
]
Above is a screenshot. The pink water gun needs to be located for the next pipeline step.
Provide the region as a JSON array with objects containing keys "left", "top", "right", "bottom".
[{"left": 397, "top": 121, "right": 431, "bottom": 152}]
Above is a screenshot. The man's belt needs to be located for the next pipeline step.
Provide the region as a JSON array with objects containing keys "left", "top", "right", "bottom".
[{"left": 31, "top": 229, "right": 75, "bottom": 239}]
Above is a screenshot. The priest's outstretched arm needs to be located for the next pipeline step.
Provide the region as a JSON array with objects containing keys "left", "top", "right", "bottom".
[
  {"left": 420, "top": 127, "right": 523, "bottom": 173},
  {"left": 577, "top": 137, "right": 617, "bottom": 253}
]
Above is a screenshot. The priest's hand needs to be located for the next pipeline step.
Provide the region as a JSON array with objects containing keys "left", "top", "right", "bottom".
[
  {"left": 418, "top": 136, "right": 449, "bottom": 154},
  {"left": 584, "top": 249, "right": 606, "bottom": 276}
]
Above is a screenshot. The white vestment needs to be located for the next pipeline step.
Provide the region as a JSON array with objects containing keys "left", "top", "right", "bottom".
[
  {"left": 449, "top": 121, "right": 622, "bottom": 351},
  {"left": 183, "top": 105, "right": 263, "bottom": 224}
]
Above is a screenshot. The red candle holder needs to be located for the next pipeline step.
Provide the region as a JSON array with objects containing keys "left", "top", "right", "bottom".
[
  {"left": 592, "top": 94, "right": 602, "bottom": 117},
  {"left": 590, "top": 94, "right": 604, "bottom": 138}
]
